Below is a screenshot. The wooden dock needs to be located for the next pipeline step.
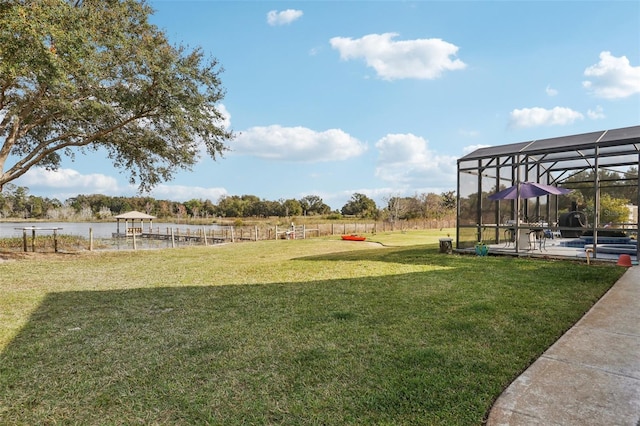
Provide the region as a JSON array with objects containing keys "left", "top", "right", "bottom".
[
  {"left": 139, "top": 232, "right": 226, "bottom": 244},
  {"left": 111, "top": 226, "right": 230, "bottom": 245}
]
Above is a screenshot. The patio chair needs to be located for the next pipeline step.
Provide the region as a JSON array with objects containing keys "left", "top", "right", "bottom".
[
  {"left": 504, "top": 228, "right": 515, "bottom": 247},
  {"left": 527, "top": 229, "right": 546, "bottom": 251}
]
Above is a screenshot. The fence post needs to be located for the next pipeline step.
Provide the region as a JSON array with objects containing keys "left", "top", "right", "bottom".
[{"left": 89, "top": 228, "right": 93, "bottom": 251}]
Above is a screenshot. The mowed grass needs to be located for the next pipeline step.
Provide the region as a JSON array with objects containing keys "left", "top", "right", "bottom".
[{"left": 0, "top": 231, "right": 625, "bottom": 425}]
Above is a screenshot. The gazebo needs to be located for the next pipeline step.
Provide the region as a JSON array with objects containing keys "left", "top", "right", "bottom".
[
  {"left": 456, "top": 125, "right": 640, "bottom": 260},
  {"left": 113, "top": 211, "right": 157, "bottom": 237}
]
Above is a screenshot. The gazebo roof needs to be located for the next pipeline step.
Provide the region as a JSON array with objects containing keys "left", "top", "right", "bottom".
[{"left": 114, "top": 211, "right": 156, "bottom": 220}]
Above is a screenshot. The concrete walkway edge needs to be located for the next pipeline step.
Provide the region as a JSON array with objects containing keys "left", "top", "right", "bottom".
[{"left": 487, "top": 265, "right": 640, "bottom": 426}]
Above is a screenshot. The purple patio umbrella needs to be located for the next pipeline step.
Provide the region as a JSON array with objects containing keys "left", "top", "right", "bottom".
[{"left": 488, "top": 182, "right": 571, "bottom": 201}]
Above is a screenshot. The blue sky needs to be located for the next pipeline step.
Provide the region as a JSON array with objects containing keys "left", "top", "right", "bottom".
[{"left": 14, "top": 0, "right": 640, "bottom": 210}]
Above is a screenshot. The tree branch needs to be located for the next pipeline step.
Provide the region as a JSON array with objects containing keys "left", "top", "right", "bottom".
[
  {"left": 0, "top": 79, "right": 12, "bottom": 110},
  {"left": 1, "top": 111, "right": 151, "bottom": 186}
]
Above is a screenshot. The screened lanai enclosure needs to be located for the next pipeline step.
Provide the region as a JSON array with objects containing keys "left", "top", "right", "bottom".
[{"left": 456, "top": 125, "right": 640, "bottom": 260}]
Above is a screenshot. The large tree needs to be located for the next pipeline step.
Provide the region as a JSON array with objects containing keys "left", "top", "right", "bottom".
[
  {"left": 299, "top": 195, "right": 330, "bottom": 215},
  {"left": 341, "top": 193, "right": 378, "bottom": 219},
  {"left": 0, "top": 0, "right": 233, "bottom": 192}
]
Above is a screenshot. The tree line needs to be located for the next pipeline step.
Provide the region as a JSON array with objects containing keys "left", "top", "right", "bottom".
[{"left": 0, "top": 184, "right": 457, "bottom": 222}]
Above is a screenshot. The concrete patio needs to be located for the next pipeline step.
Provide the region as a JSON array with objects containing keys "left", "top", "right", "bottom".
[
  {"left": 486, "top": 265, "right": 640, "bottom": 425},
  {"left": 459, "top": 235, "right": 638, "bottom": 265}
]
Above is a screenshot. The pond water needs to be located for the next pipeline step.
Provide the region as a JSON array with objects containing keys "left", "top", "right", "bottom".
[{"left": 0, "top": 221, "right": 222, "bottom": 239}]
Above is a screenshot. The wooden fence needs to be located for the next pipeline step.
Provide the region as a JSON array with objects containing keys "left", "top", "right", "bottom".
[{"left": 209, "top": 219, "right": 456, "bottom": 243}]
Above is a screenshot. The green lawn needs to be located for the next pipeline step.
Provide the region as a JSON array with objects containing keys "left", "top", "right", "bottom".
[{"left": 0, "top": 232, "right": 625, "bottom": 425}]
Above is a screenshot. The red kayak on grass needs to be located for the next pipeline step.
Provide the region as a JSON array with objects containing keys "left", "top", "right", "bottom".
[{"left": 341, "top": 234, "right": 366, "bottom": 241}]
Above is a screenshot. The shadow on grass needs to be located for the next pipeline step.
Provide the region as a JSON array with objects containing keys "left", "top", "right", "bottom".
[
  {"left": 294, "top": 243, "right": 593, "bottom": 273},
  {"left": 0, "top": 255, "right": 621, "bottom": 425}
]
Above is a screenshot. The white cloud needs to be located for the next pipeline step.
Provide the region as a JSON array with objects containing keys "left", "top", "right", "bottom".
[
  {"left": 149, "top": 184, "right": 227, "bottom": 203},
  {"left": 582, "top": 51, "right": 640, "bottom": 99},
  {"left": 17, "top": 167, "right": 119, "bottom": 192},
  {"left": 545, "top": 85, "right": 558, "bottom": 96},
  {"left": 329, "top": 32, "right": 466, "bottom": 80},
  {"left": 231, "top": 125, "right": 367, "bottom": 162},
  {"left": 213, "top": 103, "right": 231, "bottom": 130},
  {"left": 14, "top": 167, "right": 229, "bottom": 203},
  {"left": 374, "top": 133, "right": 457, "bottom": 187},
  {"left": 587, "top": 105, "right": 606, "bottom": 120},
  {"left": 509, "top": 107, "right": 584, "bottom": 128},
  {"left": 11, "top": 167, "right": 125, "bottom": 201},
  {"left": 267, "top": 9, "right": 303, "bottom": 26}
]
